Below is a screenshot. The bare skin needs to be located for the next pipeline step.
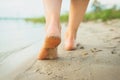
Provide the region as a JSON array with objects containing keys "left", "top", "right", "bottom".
[
  {"left": 38, "top": 0, "right": 62, "bottom": 60},
  {"left": 65, "top": 0, "right": 89, "bottom": 50},
  {"left": 38, "top": 0, "right": 89, "bottom": 60}
]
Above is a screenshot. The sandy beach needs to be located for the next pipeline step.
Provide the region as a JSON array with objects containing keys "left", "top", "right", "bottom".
[{"left": 0, "top": 20, "right": 120, "bottom": 80}]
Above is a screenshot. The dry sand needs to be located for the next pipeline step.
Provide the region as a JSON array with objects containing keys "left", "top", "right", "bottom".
[{"left": 0, "top": 20, "right": 120, "bottom": 80}]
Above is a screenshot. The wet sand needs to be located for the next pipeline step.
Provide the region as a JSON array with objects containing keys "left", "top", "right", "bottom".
[{"left": 0, "top": 20, "right": 120, "bottom": 80}]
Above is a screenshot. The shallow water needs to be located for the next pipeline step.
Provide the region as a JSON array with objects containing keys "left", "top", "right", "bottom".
[{"left": 0, "top": 20, "right": 45, "bottom": 62}]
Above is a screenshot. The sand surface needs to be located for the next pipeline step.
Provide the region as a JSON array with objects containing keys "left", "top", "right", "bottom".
[{"left": 0, "top": 20, "right": 120, "bottom": 80}]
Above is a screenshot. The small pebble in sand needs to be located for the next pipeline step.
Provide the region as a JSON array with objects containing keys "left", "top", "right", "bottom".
[
  {"left": 90, "top": 49, "right": 95, "bottom": 53},
  {"left": 118, "top": 41, "right": 120, "bottom": 43},
  {"left": 119, "top": 54, "right": 120, "bottom": 56},
  {"left": 80, "top": 46, "right": 84, "bottom": 49},
  {"left": 112, "top": 37, "right": 120, "bottom": 40},
  {"left": 35, "top": 69, "right": 39, "bottom": 72},
  {"left": 81, "top": 50, "right": 88, "bottom": 56},
  {"left": 111, "top": 51, "right": 116, "bottom": 54},
  {"left": 83, "top": 52, "right": 88, "bottom": 55},
  {"left": 93, "top": 48, "right": 97, "bottom": 50},
  {"left": 76, "top": 43, "right": 84, "bottom": 49},
  {"left": 90, "top": 48, "right": 102, "bottom": 53},
  {"left": 109, "top": 29, "right": 114, "bottom": 31}
]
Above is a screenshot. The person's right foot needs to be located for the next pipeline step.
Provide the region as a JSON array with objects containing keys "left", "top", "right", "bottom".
[
  {"left": 64, "top": 38, "right": 76, "bottom": 51},
  {"left": 64, "top": 30, "right": 76, "bottom": 51}
]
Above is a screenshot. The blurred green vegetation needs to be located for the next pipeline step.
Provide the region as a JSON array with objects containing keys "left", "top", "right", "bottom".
[
  {"left": 25, "top": 8, "right": 120, "bottom": 23},
  {"left": 25, "top": 14, "right": 69, "bottom": 23},
  {"left": 84, "top": 0, "right": 120, "bottom": 21},
  {"left": 84, "top": 9, "right": 120, "bottom": 21},
  {"left": 25, "top": 16, "right": 45, "bottom": 23},
  {"left": 25, "top": 0, "right": 120, "bottom": 23}
]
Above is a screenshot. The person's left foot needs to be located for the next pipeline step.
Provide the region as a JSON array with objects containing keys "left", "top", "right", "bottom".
[
  {"left": 38, "top": 24, "right": 61, "bottom": 60},
  {"left": 38, "top": 36, "right": 61, "bottom": 60}
]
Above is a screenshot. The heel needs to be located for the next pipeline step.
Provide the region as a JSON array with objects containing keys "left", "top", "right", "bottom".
[
  {"left": 44, "top": 36, "right": 61, "bottom": 48},
  {"left": 38, "top": 36, "right": 61, "bottom": 60}
]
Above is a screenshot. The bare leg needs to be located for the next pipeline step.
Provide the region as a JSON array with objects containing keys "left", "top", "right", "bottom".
[
  {"left": 38, "top": 0, "right": 62, "bottom": 60},
  {"left": 65, "top": 0, "right": 89, "bottom": 50}
]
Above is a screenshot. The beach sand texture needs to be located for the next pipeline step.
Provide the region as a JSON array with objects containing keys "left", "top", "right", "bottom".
[{"left": 0, "top": 20, "right": 120, "bottom": 80}]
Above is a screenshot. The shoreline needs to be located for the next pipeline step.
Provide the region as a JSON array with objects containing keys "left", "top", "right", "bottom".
[{"left": 0, "top": 20, "right": 120, "bottom": 80}]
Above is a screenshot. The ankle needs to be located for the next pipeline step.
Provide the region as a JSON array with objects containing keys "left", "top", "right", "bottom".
[
  {"left": 66, "top": 30, "right": 76, "bottom": 40},
  {"left": 45, "top": 22, "right": 61, "bottom": 38}
]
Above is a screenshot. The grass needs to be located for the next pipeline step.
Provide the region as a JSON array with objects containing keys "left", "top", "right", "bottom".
[
  {"left": 25, "top": 14, "right": 69, "bottom": 23},
  {"left": 84, "top": 9, "right": 120, "bottom": 21},
  {"left": 25, "top": 16, "right": 45, "bottom": 23},
  {"left": 25, "top": 9, "right": 120, "bottom": 23}
]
